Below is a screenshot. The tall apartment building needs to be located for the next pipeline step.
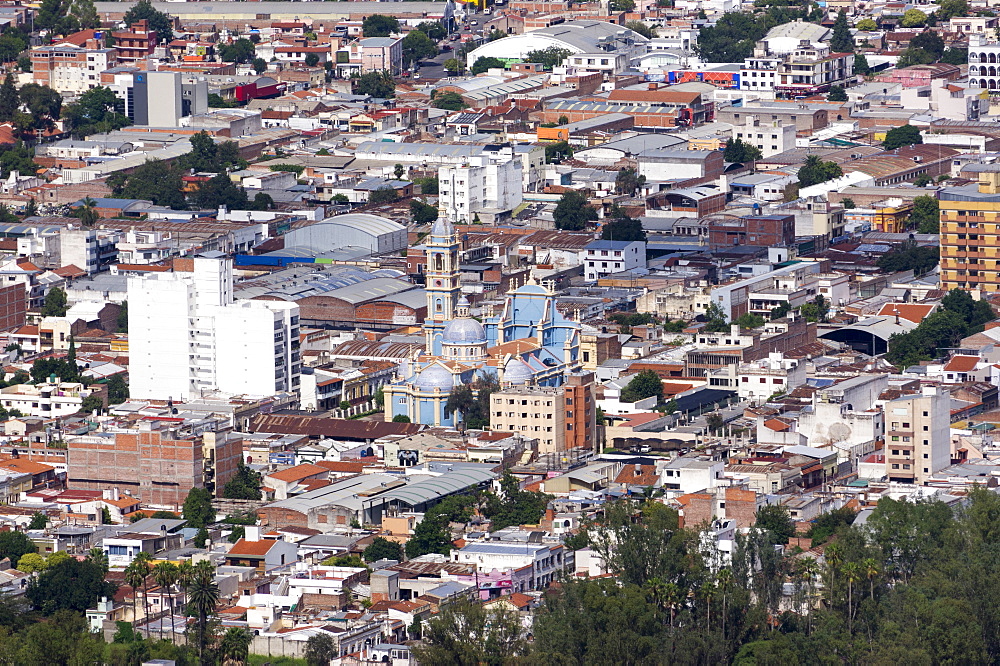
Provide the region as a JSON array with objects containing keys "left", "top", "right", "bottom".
[
  {"left": 31, "top": 39, "right": 117, "bottom": 95},
  {"left": 885, "top": 386, "right": 951, "bottom": 485},
  {"left": 128, "top": 255, "right": 300, "bottom": 401},
  {"left": 111, "top": 19, "right": 158, "bottom": 62},
  {"left": 939, "top": 168, "right": 1000, "bottom": 292},
  {"left": 67, "top": 420, "right": 243, "bottom": 507},
  {"left": 490, "top": 372, "right": 596, "bottom": 454},
  {"left": 437, "top": 156, "right": 522, "bottom": 223}
]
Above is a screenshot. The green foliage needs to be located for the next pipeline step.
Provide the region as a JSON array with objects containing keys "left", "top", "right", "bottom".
[
  {"left": 107, "top": 374, "right": 129, "bottom": 404},
  {"left": 305, "top": 633, "right": 337, "bottom": 666},
  {"left": 432, "top": 91, "right": 466, "bottom": 111},
  {"left": 696, "top": 11, "right": 771, "bottom": 63},
  {"left": 80, "top": 394, "right": 103, "bottom": 414},
  {"left": 207, "top": 93, "right": 237, "bottom": 109},
  {"left": 544, "top": 140, "right": 573, "bottom": 163},
  {"left": 413, "top": 176, "right": 438, "bottom": 195},
  {"left": 911, "top": 31, "right": 945, "bottom": 60},
  {"left": 799, "top": 294, "right": 829, "bottom": 322},
  {"left": 841, "top": 197, "right": 856, "bottom": 210},
  {"left": 856, "top": 18, "right": 878, "bottom": 31},
  {"left": 877, "top": 240, "right": 940, "bottom": 275},
  {"left": 755, "top": 504, "right": 795, "bottom": 545},
  {"left": 193, "top": 526, "right": 209, "bottom": 548},
  {"left": 734, "top": 312, "right": 766, "bottom": 329},
  {"left": 405, "top": 513, "right": 453, "bottom": 558},
  {"left": 178, "top": 131, "right": 242, "bottom": 174},
  {"left": 0, "top": 27, "right": 28, "bottom": 65},
  {"left": 0, "top": 141, "right": 37, "bottom": 180},
  {"left": 410, "top": 198, "right": 438, "bottom": 224},
  {"left": 392, "top": 414, "right": 411, "bottom": 423},
  {"left": 553, "top": 190, "right": 598, "bottom": 230},
  {"left": 602, "top": 213, "right": 646, "bottom": 242},
  {"left": 444, "top": 372, "right": 498, "bottom": 430},
  {"left": 830, "top": 11, "right": 854, "bottom": 52},
  {"left": 621, "top": 369, "right": 663, "bottom": 403},
  {"left": 220, "top": 38, "right": 256, "bottom": 64},
  {"left": 482, "top": 472, "right": 552, "bottom": 531},
  {"left": 941, "top": 47, "right": 969, "bottom": 65},
  {"left": 223, "top": 461, "right": 263, "bottom": 500},
  {"left": 368, "top": 186, "right": 399, "bottom": 205},
  {"left": 110, "top": 160, "right": 186, "bottom": 209},
  {"left": 182, "top": 487, "right": 215, "bottom": 529},
  {"left": 471, "top": 56, "right": 506, "bottom": 74},
  {"left": 353, "top": 70, "right": 395, "bottom": 98},
  {"left": 0, "top": 530, "right": 34, "bottom": 566},
  {"left": 806, "top": 506, "right": 857, "bottom": 547},
  {"left": 913, "top": 173, "right": 932, "bottom": 187},
  {"left": 609, "top": 311, "right": 654, "bottom": 328},
  {"left": 854, "top": 52, "right": 871, "bottom": 76},
  {"left": 939, "top": 0, "right": 970, "bottom": 18},
  {"left": 26, "top": 557, "right": 116, "bottom": 614},
  {"left": 723, "top": 137, "right": 763, "bottom": 163},
  {"left": 62, "top": 86, "right": 131, "bottom": 138},
  {"left": 886, "top": 288, "right": 994, "bottom": 367},
  {"left": 610, "top": 0, "right": 635, "bottom": 10},
  {"left": 443, "top": 57, "right": 464, "bottom": 74},
  {"left": 41, "top": 286, "right": 68, "bottom": 317},
  {"left": 827, "top": 84, "right": 848, "bottom": 102},
  {"left": 121, "top": 0, "right": 175, "bottom": 44},
  {"left": 798, "top": 154, "right": 843, "bottom": 187},
  {"left": 417, "top": 21, "right": 447, "bottom": 41},
  {"left": 362, "top": 14, "right": 400, "bottom": 38},
  {"left": 362, "top": 536, "right": 404, "bottom": 562},
  {"left": 27, "top": 512, "right": 47, "bottom": 531},
  {"left": 901, "top": 8, "right": 928, "bottom": 26},
  {"left": 30, "top": 357, "right": 79, "bottom": 384},
  {"left": 402, "top": 29, "right": 437, "bottom": 67},
  {"left": 615, "top": 166, "right": 646, "bottom": 195},
  {"left": 321, "top": 553, "right": 366, "bottom": 568},
  {"left": 524, "top": 46, "right": 572, "bottom": 69},
  {"left": 625, "top": 20, "right": 656, "bottom": 39},
  {"left": 412, "top": 598, "right": 528, "bottom": 664},
  {"left": 703, "top": 301, "right": 729, "bottom": 333},
  {"left": 883, "top": 124, "right": 923, "bottom": 150}
]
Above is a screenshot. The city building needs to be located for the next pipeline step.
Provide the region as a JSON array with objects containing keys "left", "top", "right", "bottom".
[
  {"left": 438, "top": 157, "right": 523, "bottom": 223},
  {"left": 731, "top": 115, "right": 797, "bottom": 158},
  {"left": 490, "top": 373, "right": 595, "bottom": 455},
  {"left": 30, "top": 39, "right": 117, "bottom": 95},
  {"left": 128, "top": 254, "right": 300, "bottom": 401},
  {"left": 582, "top": 240, "right": 646, "bottom": 282},
  {"left": 939, "top": 167, "right": 1000, "bottom": 292},
  {"left": 885, "top": 386, "right": 951, "bottom": 485}
]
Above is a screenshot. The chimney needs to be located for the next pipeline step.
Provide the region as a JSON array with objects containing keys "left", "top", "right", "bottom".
[
  {"left": 634, "top": 463, "right": 642, "bottom": 475},
  {"left": 245, "top": 525, "right": 261, "bottom": 541},
  {"left": 648, "top": 82, "right": 658, "bottom": 91}
]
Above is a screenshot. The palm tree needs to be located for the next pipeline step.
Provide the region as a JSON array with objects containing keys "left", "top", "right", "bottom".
[
  {"left": 842, "top": 561, "right": 862, "bottom": 634},
  {"left": 153, "top": 561, "right": 179, "bottom": 643},
  {"left": 187, "top": 560, "right": 220, "bottom": 663},
  {"left": 824, "top": 543, "right": 842, "bottom": 605},
  {"left": 86, "top": 547, "right": 108, "bottom": 574},
  {"left": 219, "top": 626, "right": 253, "bottom": 666},
  {"left": 717, "top": 567, "right": 733, "bottom": 642},
  {"left": 133, "top": 552, "right": 153, "bottom": 628},
  {"left": 124, "top": 561, "right": 145, "bottom": 623},
  {"left": 78, "top": 196, "right": 98, "bottom": 227},
  {"left": 701, "top": 580, "right": 716, "bottom": 632},
  {"left": 176, "top": 560, "right": 194, "bottom": 615},
  {"left": 862, "top": 557, "right": 879, "bottom": 601},
  {"left": 798, "top": 557, "right": 819, "bottom": 634}
]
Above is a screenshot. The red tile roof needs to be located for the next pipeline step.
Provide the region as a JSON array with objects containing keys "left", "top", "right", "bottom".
[
  {"left": 876, "top": 303, "right": 935, "bottom": 323},
  {"left": 228, "top": 538, "right": 277, "bottom": 557},
  {"left": 266, "top": 463, "right": 329, "bottom": 483},
  {"left": 945, "top": 355, "right": 980, "bottom": 373}
]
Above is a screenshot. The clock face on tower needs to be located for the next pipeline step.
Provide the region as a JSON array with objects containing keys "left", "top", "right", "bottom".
[{"left": 435, "top": 280, "right": 443, "bottom": 287}]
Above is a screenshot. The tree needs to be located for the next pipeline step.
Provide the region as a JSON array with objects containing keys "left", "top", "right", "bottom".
[
  {"left": 402, "top": 30, "right": 437, "bottom": 67},
  {"left": 368, "top": 187, "right": 399, "bottom": 205},
  {"left": 26, "top": 557, "right": 116, "bottom": 614},
  {"left": 185, "top": 560, "right": 220, "bottom": 664},
  {"left": 610, "top": 0, "right": 636, "bottom": 10},
  {"left": 113, "top": 160, "right": 186, "bottom": 209},
  {"left": 615, "top": 167, "right": 646, "bottom": 195},
  {"left": 405, "top": 514, "right": 453, "bottom": 558},
  {"left": 219, "top": 38, "right": 255, "bottom": 65},
  {"left": 107, "top": 374, "right": 129, "bottom": 404},
  {"left": 625, "top": 20, "right": 656, "bottom": 39},
  {"left": 621, "top": 369, "right": 663, "bottom": 403},
  {"left": 304, "top": 52, "right": 320, "bottom": 67},
  {"left": 432, "top": 91, "right": 466, "bottom": 111},
  {"left": 27, "top": 512, "right": 47, "bottom": 531},
  {"left": 392, "top": 414, "right": 411, "bottom": 423},
  {"left": 704, "top": 301, "right": 730, "bottom": 332},
  {"left": 797, "top": 154, "right": 843, "bottom": 187},
  {"left": 362, "top": 14, "right": 400, "bottom": 38},
  {"left": 910, "top": 31, "right": 945, "bottom": 61},
  {"left": 80, "top": 394, "right": 103, "bottom": 414},
  {"left": 70, "top": 0, "right": 101, "bottom": 30},
  {"left": 0, "top": 26, "right": 27, "bottom": 65},
  {"left": 481, "top": 472, "right": 551, "bottom": 531},
  {"left": 553, "top": 190, "right": 598, "bottom": 230},
  {"left": 841, "top": 198, "right": 856, "bottom": 210},
  {"left": 16, "top": 552, "right": 47, "bottom": 574},
  {"left": 897, "top": 46, "right": 937, "bottom": 68},
  {"left": 412, "top": 598, "right": 528, "bottom": 665},
  {"left": 901, "top": 8, "right": 928, "bottom": 26},
  {"left": 251, "top": 56, "right": 268, "bottom": 75},
  {"left": 938, "top": 0, "right": 970, "bottom": 19},
  {"left": 755, "top": 505, "right": 795, "bottom": 545},
  {"left": 799, "top": 294, "right": 829, "bottom": 322},
  {"left": 545, "top": 140, "right": 573, "bottom": 163},
  {"left": 305, "top": 633, "right": 337, "bottom": 666},
  {"left": 354, "top": 70, "right": 395, "bottom": 98},
  {"left": 830, "top": 11, "right": 854, "bottom": 52},
  {"left": 524, "top": 46, "right": 572, "bottom": 69},
  {"left": 222, "top": 461, "right": 262, "bottom": 500},
  {"left": 856, "top": 18, "right": 878, "bottom": 31},
  {"left": 883, "top": 124, "right": 923, "bottom": 150},
  {"left": 219, "top": 626, "right": 252, "bottom": 666},
  {"left": 41, "top": 286, "right": 68, "bottom": 317},
  {"left": 443, "top": 57, "right": 464, "bottom": 74},
  {"left": 734, "top": 312, "right": 765, "bottom": 329},
  {"left": 827, "top": 85, "right": 848, "bottom": 102},
  {"left": 471, "top": 56, "right": 506, "bottom": 74},
  {"left": 63, "top": 85, "right": 131, "bottom": 137},
  {"left": 706, "top": 413, "right": 724, "bottom": 433},
  {"left": 941, "top": 47, "right": 969, "bottom": 65},
  {"left": 417, "top": 21, "right": 447, "bottom": 41},
  {"left": 696, "top": 11, "right": 770, "bottom": 62},
  {"left": 723, "top": 137, "right": 763, "bottom": 163},
  {"left": 189, "top": 174, "right": 250, "bottom": 211},
  {"left": 121, "top": 0, "right": 175, "bottom": 44},
  {"left": 854, "top": 53, "right": 871, "bottom": 77},
  {"left": 363, "top": 536, "right": 405, "bottom": 562},
  {"left": 0, "top": 74, "right": 15, "bottom": 124},
  {"left": 602, "top": 215, "right": 646, "bottom": 242},
  {"left": 182, "top": 487, "right": 214, "bottom": 529},
  {"left": 410, "top": 199, "right": 438, "bottom": 224},
  {"left": 913, "top": 173, "right": 933, "bottom": 187}
]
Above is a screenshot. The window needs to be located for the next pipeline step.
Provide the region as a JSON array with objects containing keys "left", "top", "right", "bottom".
[
  {"left": 892, "top": 464, "right": 899, "bottom": 469},
  {"left": 107, "top": 545, "right": 128, "bottom": 556}
]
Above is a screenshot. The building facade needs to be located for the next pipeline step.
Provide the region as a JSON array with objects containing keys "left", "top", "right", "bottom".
[
  {"left": 128, "top": 255, "right": 300, "bottom": 401},
  {"left": 885, "top": 386, "right": 951, "bottom": 485}
]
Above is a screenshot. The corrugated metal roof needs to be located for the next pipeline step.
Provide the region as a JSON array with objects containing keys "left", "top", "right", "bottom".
[{"left": 377, "top": 469, "right": 495, "bottom": 507}]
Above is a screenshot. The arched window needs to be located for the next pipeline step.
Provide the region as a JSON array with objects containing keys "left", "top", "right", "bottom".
[{"left": 434, "top": 253, "right": 443, "bottom": 271}]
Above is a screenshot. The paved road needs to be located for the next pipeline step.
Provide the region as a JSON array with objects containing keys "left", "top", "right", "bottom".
[{"left": 409, "top": 11, "right": 489, "bottom": 82}]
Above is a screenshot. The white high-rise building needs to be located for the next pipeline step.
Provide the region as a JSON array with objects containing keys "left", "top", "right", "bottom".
[
  {"left": 128, "top": 254, "right": 300, "bottom": 401},
  {"left": 438, "top": 156, "right": 522, "bottom": 224}
]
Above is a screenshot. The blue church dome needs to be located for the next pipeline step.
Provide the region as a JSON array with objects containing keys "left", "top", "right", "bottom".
[
  {"left": 414, "top": 364, "right": 454, "bottom": 391},
  {"left": 504, "top": 359, "right": 533, "bottom": 385},
  {"left": 442, "top": 317, "right": 487, "bottom": 343}
]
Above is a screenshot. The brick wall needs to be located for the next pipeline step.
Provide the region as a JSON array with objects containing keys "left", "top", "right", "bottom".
[{"left": 725, "top": 487, "right": 759, "bottom": 528}]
